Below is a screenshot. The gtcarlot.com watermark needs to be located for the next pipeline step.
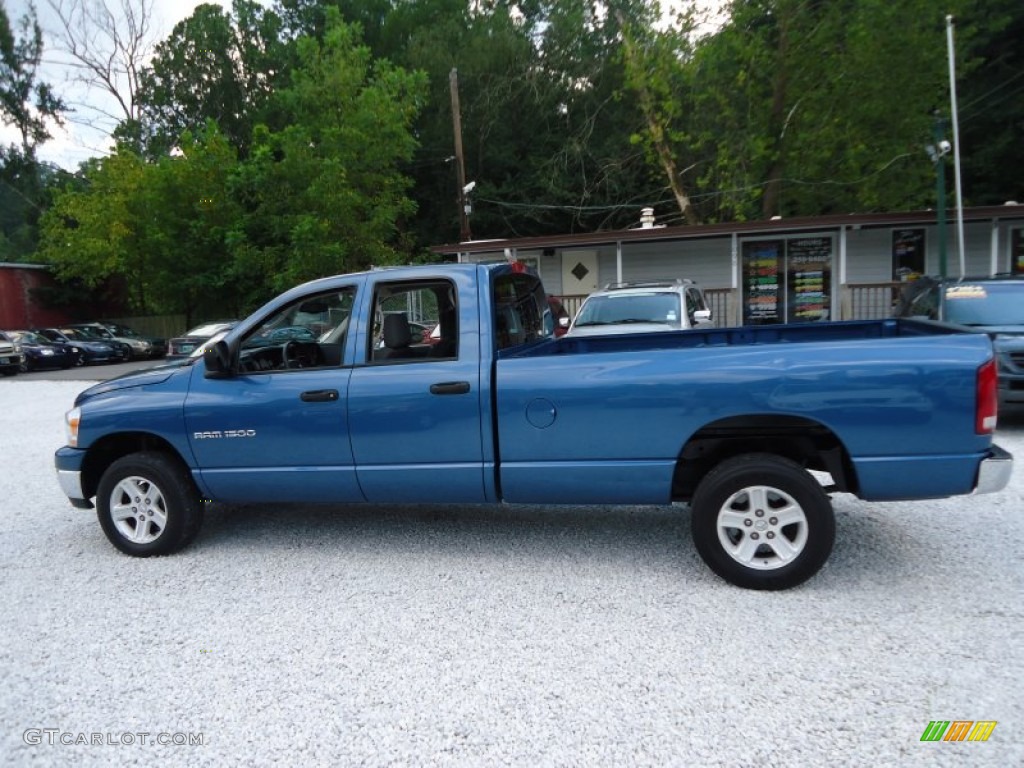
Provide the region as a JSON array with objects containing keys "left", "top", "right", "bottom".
[{"left": 23, "top": 729, "right": 204, "bottom": 747}]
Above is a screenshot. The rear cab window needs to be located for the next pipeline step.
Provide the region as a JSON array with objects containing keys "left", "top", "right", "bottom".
[{"left": 492, "top": 272, "right": 549, "bottom": 352}]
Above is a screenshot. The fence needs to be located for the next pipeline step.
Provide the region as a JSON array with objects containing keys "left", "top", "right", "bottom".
[
  {"left": 105, "top": 315, "right": 188, "bottom": 339},
  {"left": 842, "top": 282, "right": 902, "bottom": 320},
  {"left": 553, "top": 283, "right": 902, "bottom": 329}
]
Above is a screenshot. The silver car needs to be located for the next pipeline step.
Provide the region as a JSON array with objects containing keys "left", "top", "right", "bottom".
[{"left": 567, "top": 279, "right": 713, "bottom": 336}]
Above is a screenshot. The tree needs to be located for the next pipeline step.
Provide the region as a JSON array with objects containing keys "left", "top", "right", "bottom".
[
  {"left": 132, "top": 0, "right": 284, "bottom": 158},
  {"left": 1, "top": 0, "right": 65, "bottom": 152},
  {"left": 38, "top": 127, "right": 242, "bottom": 322},
  {"left": 618, "top": 3, "right": 702, "bottom": 224},
  {"left": 43, "top": 0, "right": 156, "bottom": 137},
  {"left": 1, "top": 1, "right": 65, "bottom": 260},
  {"left": 231, "top": 13, "right": 426, "bottom": 297},
  {"left": 144, "top": 127, "right": 243, "bottom": 322},
  {"left": 670, "top": 0, "right": 978, "bottom": 221},
  {"left": 369, "top": 0, "right": 667, "bottom": 244},
  {"left": 38, "top": 150, "right": 151, "bottom": 307},
  {"left": 957, "top": 0, "right": 1024, "bottom": 206}
]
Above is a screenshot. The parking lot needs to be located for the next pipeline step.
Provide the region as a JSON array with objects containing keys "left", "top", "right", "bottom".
[{"left": 1, "top": 371, "right": 1022, "bottom": 766}]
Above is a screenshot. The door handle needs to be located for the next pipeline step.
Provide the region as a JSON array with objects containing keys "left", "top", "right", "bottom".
[
  {"left": 429, "top": 381, "right": 471, "bottom": 395},
  {"left": 300, "top": 389, "right": 339, "bottom": 402}
]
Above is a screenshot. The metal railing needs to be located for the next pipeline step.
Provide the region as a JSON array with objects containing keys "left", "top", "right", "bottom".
[
  {"left": 554, "top": 283, "right": 903, "bottom": 329},
  {"left": 842, "top": 282, "right": 902, "bottom": 320}
]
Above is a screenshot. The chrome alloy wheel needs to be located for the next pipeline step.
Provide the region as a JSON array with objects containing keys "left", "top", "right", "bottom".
[
  {"left": 715, "top": 485, "right": 809, "bottom": 571},
  {"left": 108, "top": 475, "right": 169, "bottom": 544}
]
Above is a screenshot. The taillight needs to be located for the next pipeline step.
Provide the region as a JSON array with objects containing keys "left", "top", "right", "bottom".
[{"left": 976, "top": 358, "right": 998, "bottom": 434}]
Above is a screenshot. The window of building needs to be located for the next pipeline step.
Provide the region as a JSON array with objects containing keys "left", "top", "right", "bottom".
[{"left": 742, "top": 236, "right": 833, "bottom": 325}]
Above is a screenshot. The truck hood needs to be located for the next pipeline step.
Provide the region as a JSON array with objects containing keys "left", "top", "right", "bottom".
[{"left": 74, "top": 363, "right": 186, "bottom": 406}]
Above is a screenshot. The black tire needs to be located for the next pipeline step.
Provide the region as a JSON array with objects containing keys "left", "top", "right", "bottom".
[
  {"left": 96, "top": 452, "right": 203, "bottom": 556},
  {"left": 1, "top": 368, "right": 17, "bottom": 376},
  {"left": 690, "top": 453, "right": 835, "bottom": 590}
]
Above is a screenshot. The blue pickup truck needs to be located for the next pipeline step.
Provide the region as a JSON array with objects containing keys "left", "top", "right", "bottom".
[{"left": 55, "top": 263, "right": 1013, "bottom": 589}]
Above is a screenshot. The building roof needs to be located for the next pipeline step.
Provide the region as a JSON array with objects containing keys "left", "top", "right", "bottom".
[
  {"left": 0, "top": 262, "right": 52, "bottom": 270},
  {"left": 431, "top": 204, "right": 1024, "bottom": 255}
]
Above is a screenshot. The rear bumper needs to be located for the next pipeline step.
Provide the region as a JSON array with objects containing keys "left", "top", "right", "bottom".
[{"left": 974, "top": 443, "right": 1013, "bottom": 495}]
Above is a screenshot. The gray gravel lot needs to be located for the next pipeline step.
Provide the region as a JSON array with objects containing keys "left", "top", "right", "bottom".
[{"left": 1, "top": 379, "right": 1022, "bottom": 767}]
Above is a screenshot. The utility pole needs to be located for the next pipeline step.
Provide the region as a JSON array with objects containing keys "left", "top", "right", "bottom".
[{"left": 449, "top": 68, "right": 472, "bottom": 243}]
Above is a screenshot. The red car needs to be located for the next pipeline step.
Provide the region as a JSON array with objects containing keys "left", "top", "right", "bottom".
[{"left": 548, "top": 296, "right": 571, "bottom": 337}]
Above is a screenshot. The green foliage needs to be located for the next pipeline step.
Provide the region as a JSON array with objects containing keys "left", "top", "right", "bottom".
[
  {"left": 232, "top": 13, "right": 426, "bottom": 297},
  {"left": 39, "top": 152, "right": 151, "bottom": 304},
  {"left": 647, "top": 0, "right": 979, "bottom": 221},
  {"left": 39, "top": 13, "right": 425, "bottom": 319},
  {"left": 20, "top": 0, "right": 1024, "bottom": 308},
  {"left": 0, "top": 1, "right": 66, "bottom": 259},
  {"left": 0, "top": 0, "right": 65, "bottom": 152},
  {"left": 131, "top": 0, "right": 285, "bottom": 158},
  {"left": 958, "top": 0, "right": 1024, "bottom": 206}
]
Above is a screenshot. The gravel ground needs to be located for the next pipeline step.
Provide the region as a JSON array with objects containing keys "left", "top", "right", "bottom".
[{"left": 1, "top": 379, "right": 1022, "bottom": 767}]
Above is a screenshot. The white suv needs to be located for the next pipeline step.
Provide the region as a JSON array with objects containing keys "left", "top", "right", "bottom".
[{"left": 567, "top": 279, "right": 713, "bottom": 337}]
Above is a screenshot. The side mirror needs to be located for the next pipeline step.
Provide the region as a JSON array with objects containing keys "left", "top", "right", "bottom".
[
  {"left": 692, "top": 309, "right": 713, "bottom": 327},
  {"left": 203, "top": 340, "right": 233, "bottom": 379}
]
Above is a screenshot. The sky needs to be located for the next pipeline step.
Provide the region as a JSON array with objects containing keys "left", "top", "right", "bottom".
[
  {"left": 3, "top": 0, "right": 231, "bottom": 169},
  {"left": 4, "top": 0, "right": 723, "bottom": 171}
]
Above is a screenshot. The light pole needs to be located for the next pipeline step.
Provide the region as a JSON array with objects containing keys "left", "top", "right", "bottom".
[
  {"left": 450, "top": 68, "right": 472, "bottom": 243},
  {"left": 928, "top": 114, "right": 951, "bottom": 278}
]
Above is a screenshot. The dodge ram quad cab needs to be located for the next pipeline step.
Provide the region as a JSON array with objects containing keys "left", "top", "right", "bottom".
[{"left": 55, "top": 263, "right": 1013, "bottom": 589}]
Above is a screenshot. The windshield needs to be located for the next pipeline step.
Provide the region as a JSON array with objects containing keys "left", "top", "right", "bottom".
[
  {"left": 185, "top": 322, "right": 233, "bottom": 337},
  {"left": 943, "top": 283, "right": 1024, "bottom": 326},
  {"left": 574, "top": 293, "right": 681, "bottom": 327},
  {"left": 78, "top": 325, "right": 114, "bottom": 339}
]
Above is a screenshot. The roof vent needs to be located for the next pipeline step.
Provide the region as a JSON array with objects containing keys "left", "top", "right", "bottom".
[{"left": 640, "top": 207, "right": 656, "bottom": 228}]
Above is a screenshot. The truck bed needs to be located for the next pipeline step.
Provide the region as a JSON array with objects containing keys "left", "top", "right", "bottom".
[
  {"left": 504, "top": 318, "right": 965, "bottom": 359},
  {"left": 494, "top": 317, "right": 995, "bottom": 504}
]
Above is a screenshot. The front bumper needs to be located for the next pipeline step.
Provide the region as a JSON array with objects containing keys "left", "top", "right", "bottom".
[
  {"left": 974, "top": 444, "right": 1014, "bottom": 495},
  {"left": 55, "top": 446, "right": 94, "bottom": 509}
]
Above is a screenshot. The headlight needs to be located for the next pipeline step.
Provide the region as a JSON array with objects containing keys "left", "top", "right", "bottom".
[{"left": 65, "top": 407, "right": 81, "bottom": 447}]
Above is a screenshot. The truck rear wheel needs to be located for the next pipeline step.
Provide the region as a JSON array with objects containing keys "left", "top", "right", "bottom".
[
  {"left": 96, "top": 452, "right": 203, "bottom": 556},
  {"left": 690, "top": 453, "right": 835, "bottom": 590}
]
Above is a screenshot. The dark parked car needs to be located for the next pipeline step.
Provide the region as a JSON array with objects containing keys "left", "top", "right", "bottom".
[
  {"left": 167, "top": 321, "right": 239, "bottom": 359},
  {"left": 2, "top": 330, "right": 78, "bottom": 371},
  {"left": 36, "top": 328, "right": 123, "bottom": 364},
  {"left": 895, "top": 274, "right": 1024, "bottom": 402},
  {"left": 68, "top": 322, "right": 149, "bottom": 360},
  {"left": 98, "top": 322, "right": 167, "bottom": 358}
]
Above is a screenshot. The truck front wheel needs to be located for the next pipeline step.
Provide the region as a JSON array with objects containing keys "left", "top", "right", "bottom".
[
  {"left": 96, "top": 452, "right": 203, "bottom": 556},
  {"left": 690, "top": 453, "right": 835, "bottom": 590}
]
